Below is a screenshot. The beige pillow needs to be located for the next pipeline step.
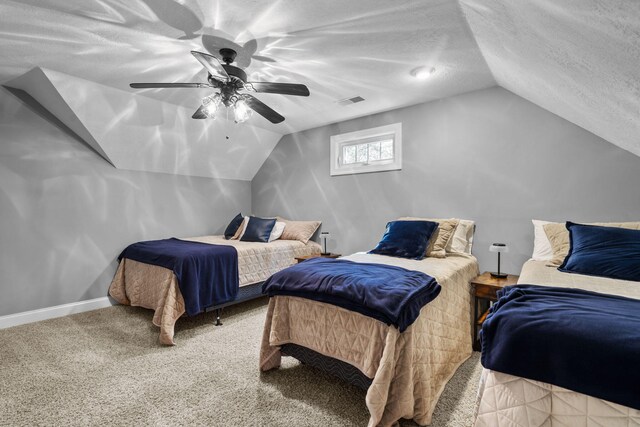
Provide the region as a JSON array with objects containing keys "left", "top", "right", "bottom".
[
  {"left": 230, "top": 217, "right": 247, "bottom": 240},
  {"left": 398, "top": 217, "right": 459, "bottom": 258},
  {"left": 544, "top": 221, "right": 640, "bottom": 266},
  {"left": 276, "top": 217, "right": 321, "bottom": 244}
]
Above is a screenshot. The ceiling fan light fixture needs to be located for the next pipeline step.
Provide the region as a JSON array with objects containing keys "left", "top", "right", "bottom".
[
  {"left": 130, "top": 49, "right": 310, "bottom": 124},
  {"left": 233, "top": 98, "right": 253, "bottom": 123},
  {"left": 202, "top": 94, "right": 221, "bottom": 118}
]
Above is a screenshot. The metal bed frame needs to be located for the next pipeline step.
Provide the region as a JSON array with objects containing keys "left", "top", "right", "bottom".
[{"left": 205, "top": 280, "right": 266, "bottom": 325}]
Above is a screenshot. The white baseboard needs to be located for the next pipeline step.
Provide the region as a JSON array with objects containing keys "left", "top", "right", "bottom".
[{"left": 0, "top": 297, "right": 114, "bottom": 329}]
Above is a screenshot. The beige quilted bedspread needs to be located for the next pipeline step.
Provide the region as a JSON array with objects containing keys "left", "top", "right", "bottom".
[
  {"left": 109, "top": 236, "right": 321, "bottom": 345},
  {"left": 474, "top": 260, "right": 640, "bottom": 426},
  {"left": 259, "top": 252, "right": 479, "bottom": 426}
]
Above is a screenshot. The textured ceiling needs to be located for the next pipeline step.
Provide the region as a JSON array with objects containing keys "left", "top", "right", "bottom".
[
  {"left": 1, "top": 0, "right": 639, "bottom": 179},
  {"left": 0, "top": 0, "right": 495, "bottom": 136},
  {"left": 460, "top": 0, "right": 640, "bottom": 157}
]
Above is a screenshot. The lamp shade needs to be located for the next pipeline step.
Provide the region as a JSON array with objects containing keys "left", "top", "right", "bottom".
[
  {"left": 320, "top": 231, "right": 331, "bottom": 240},
  {"left": 490, "top": 243, "right": 509, "bottom": 253}
]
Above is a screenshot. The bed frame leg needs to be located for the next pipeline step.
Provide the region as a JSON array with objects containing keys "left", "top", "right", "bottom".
[{"left": 215, "top": 308, "right": 223, "bottom": 326}]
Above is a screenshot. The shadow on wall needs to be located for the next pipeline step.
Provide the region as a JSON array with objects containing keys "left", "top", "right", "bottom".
[
  {"left": 0, "top": 87, "right": 250, "bottom": 316},
  {"left": 6, "top": 66, "right": 284, "bottom": 180},
  {"left": 251, "top": 87, "right": 640, "bottom": 274},
  {"left": 3, "top": 86, "right": 113, "bottom": 166}
]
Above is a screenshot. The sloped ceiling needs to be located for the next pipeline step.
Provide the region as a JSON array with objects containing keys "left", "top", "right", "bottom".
[
  {"left": 0, "top": 0, "right": 496, "bottom": 133},
  {"left": 0, "top": 0, "right": 495, "bottom": 180},
  {"left": 0, "top": 0, "right": 638, "bottom": 180},
  {"left": 459, "top": 0, "right": 640, "bottom": 157},
  {"left": 7, "top": 67, "right": 282, "bottom": 180}
]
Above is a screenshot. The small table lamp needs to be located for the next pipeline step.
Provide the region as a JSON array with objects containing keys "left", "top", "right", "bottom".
[
  {"left": 320, "top": 231, "right": 331, "bottom": 255},
  {"left": 489, "top": 243, "right": 509, "bottom": 278}
]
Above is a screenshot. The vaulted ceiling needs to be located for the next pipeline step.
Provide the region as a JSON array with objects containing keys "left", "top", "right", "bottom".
[
  {"left": 1, "top": 0, "right": 638, "bottom": 179},
  {"left": 459, "top": 0, "right": 640, "bottom": 158}
]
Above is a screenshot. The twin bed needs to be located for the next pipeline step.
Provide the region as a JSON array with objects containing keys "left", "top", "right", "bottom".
[
  {"left": 257, "top": 218, "right": 479, "bottom": 426},
  {"left": 475, "top": 260, "right": 640, "bottom": 426},
  {"left": 260, "top": 251, "right": 479, "bottom": 426},
  {"left": 109, "top": 235, "right": 321, "bottom": 345},
  {"left": 474, "top": 222, "right": 640, "bottom": 427}
]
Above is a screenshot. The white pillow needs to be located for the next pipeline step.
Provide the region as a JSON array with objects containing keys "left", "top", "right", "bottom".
[
  {"left": 447, "top": 219, "right": 475, "bottom": 254},
  {"left": 268, "top": 221, "right": 286, "bottom": 242},
  {"left": 531, "top": 219, "right": 554, "bottom": 261},
  {"left": 464, "top": 221, "right": 475, "bottom": 254}
]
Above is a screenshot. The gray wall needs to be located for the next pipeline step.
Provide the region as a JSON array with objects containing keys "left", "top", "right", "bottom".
[
  {"left": 5, "top": 84, "right": 640, "bottom": 317},
  {"left": 252, "top": 87, "right": 640, "bottom": 274},
  {"left": 0, "top": 88, "right": 250, "bottom": 316}
]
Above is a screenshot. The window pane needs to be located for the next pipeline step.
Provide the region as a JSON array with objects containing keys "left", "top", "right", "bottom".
[
  {"left": 343, "top": 145, "right": 356, "bottom": 164},
  {"left": 380, "top": 139, "right": 394, "bottom": 160},
  {"left": 330, "top": 123, "right": 401, "bottom": 176},
  {"left": 356, "top": 143, "right": 368, "bottom": 163},
  {"left": 368, "top": 142, "right": 381, "bottom": 161}
]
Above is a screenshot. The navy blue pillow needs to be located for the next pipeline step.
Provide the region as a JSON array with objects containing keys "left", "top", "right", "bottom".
[
  {"left": 224, "top": 213, "right": 244, "bottom": 239},
  {"left": 240, "top": 216, "right": 277, "bottom": 243},
  {"left": 369, "top": 220, "right": 438, "bottom": 260},
  {"left": 559, "top": 222, "right": 640, "bottom": 282}
]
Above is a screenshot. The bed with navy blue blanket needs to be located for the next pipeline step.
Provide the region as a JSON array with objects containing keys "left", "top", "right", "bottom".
[
  {"left": 119, "top": 238, "right": 239, "bottom": 316},
  {"left": 481, "top": 284, "right": 640, "bottom": 411},
  {"left": 262, "top": 257, "right": 442, "bottom": 332},
  {"left": 260, "top": 251, "right": 480, "bottom": 427},
  {"left": 110, "top": 235, "right": 322, "bottom": 345},
  {"left": 473, "top": 259, "right": 640, "bottom": 426}
]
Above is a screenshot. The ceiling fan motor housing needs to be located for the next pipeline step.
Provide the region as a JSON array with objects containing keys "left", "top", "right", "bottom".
[
  {"left": 220, "top": 85, "right": 239, "bottom": 107},
  {"left": 219, "top": 48, "right": 237, "bottom": 64}
]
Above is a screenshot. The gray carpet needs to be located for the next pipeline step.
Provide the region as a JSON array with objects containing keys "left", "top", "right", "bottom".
[{"left": 0, "top": 298, "right": 482, "bottom": 426}]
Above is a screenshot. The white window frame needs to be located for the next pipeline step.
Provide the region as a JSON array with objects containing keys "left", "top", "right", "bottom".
[{"left": 330, "top": 123, "right": 402, "bottom": 176}]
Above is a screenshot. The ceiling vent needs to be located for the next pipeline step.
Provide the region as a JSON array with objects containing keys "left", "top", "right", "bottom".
[{"left": 336, "top": 96, "right": 365, "bottom": 106}]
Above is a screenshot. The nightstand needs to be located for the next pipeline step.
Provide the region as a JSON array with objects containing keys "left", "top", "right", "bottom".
[
  {"left": 295, "top": 253, "right": 341, "bottom": 263},
  {"left": 471, "top": 272, "right": 519, "bottom": 351}
]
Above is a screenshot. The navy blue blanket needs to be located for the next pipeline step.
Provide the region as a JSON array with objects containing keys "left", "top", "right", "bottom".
[
  {"left": 262, "top": 258, "right": 441, "bottom": 332},
  {"left": 481, "top": 285, "right": 640, "bottom": 410},
  {"left": 119, "top": 238, "right": 239, "bottom": 316}
]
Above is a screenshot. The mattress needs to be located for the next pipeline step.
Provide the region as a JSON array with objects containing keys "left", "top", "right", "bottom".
[
  {"left": 109, "top": 236, "right": 321, "bottom": 345},
  {"left": 260, "top": 252, "right": 480, "bottom": 427},
  {"left": 474, "top": 260, "right": 640, "bottom": 427}
]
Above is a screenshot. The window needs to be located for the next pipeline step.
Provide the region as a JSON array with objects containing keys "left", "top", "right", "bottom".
[{"left": 330, "top": 123, "right": 402, "bottom": 176}]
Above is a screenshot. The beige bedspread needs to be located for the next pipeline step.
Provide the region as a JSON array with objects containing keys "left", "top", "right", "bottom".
[
  {"left": 518, "top": 259, "right": 640, "bottom": 299},
  {"left": 259, "top": 252, "right": 479, "bottom": 426},
  {"left": 109, "top": 236, "right": 321, "bottom": 345},
  {"left": 474, "top": 260, "right": 640, "bottom": 426}
]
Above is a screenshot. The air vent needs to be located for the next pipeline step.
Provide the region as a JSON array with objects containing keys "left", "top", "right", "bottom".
[{"left": 336, "top": 96, "right": 365, "bottom": 106}]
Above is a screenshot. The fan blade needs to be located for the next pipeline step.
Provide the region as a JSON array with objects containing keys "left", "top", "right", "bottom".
[
  {"left": 192, "top": 105, "right": 209, "bottom": 119},
  {"left": 248, "top": 82, "right": 309, "bottom": 96},
  {"left": 243, "top": 95, "right": 285, "bottom": 124},
  {"left": 130, "top": 83, "right": 212, "bottom": 89},
  {"left": 191, "top": 51, "right": 229, "bottom": 82}
]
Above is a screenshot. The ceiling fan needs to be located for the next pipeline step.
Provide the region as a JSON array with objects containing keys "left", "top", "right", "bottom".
[{"left": 130, "top": 48, "right": 310, "bottom": 124}]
